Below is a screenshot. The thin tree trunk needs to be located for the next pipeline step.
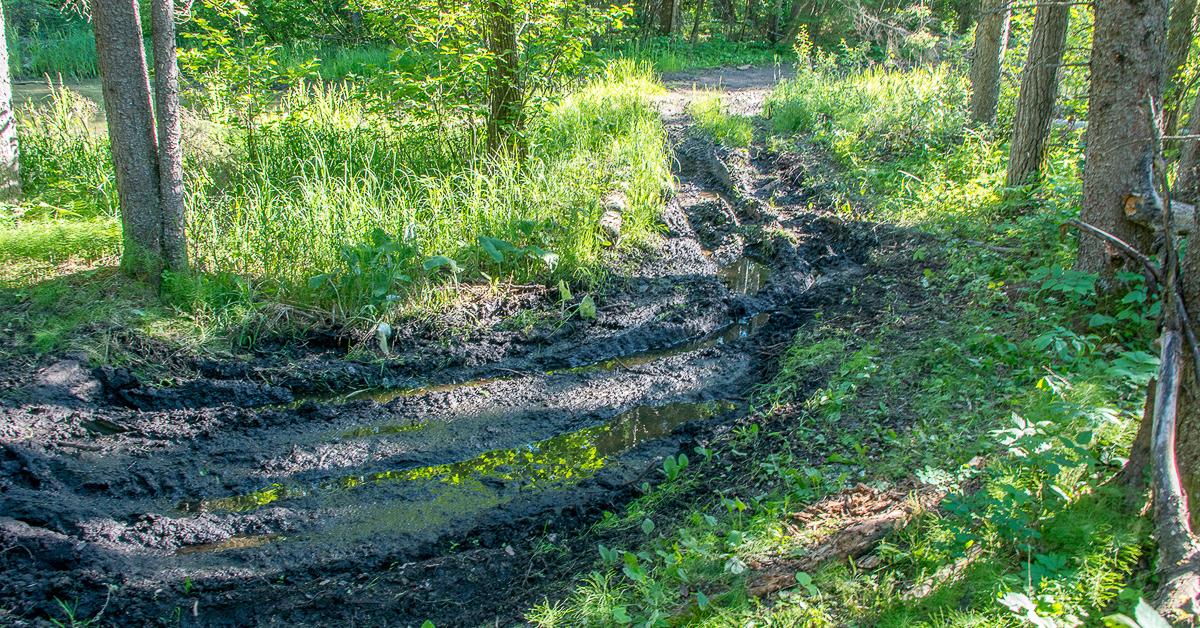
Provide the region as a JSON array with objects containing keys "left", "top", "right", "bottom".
[
  {"left": 739, "top": 0, "right": 758, "bottom": 40},
  {"left": 0, "top": 1, "right": 20, "bottom": 199},
  {"left": 1075, "top": 0, "right": 1167, "bottom": 277},
  {"left": 1004, "top": 0, "right": 1070, "bottom": 188},
  {"left": 766, "top": 0, "right": 783, "bottom": 42},
  {"left": 152, "top": 0, "right": 187, "bottom": 274},
  {"left": 1163, "top": 0, "right": 1198, "bottom": 137},
  {"left": 92, "top": 0, "right": 164, "bottom": 280},
  {"left": 781, "top": 0, "right": 808, "bottom": 45},
  {"left": 690, "top": 0, "right": 706, "bottom": 43},
  {"left": 486, "top": 0, "right": 523, "bottom": 157},
  {"left": 955, "top": 0, "right": 978, "bottom": 34},
  {"left": 715, "top": 0, "right": 737, "bottom": 38},
  {"left": 1177, "top": 195, "right": 1200, "bottom": 536},
  {"left": 968, "top": 0, "right": 1011, "bottom": 125}
]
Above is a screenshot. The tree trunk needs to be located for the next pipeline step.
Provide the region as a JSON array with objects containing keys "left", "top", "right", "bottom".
[
  {"left": 781, "top": 0, "right": 808, "bottom": 45},
  {"left": 485, "top": 0, "right": 523, "bottom": 157},
  {"left": 739, "top": 0, "right": 758, "bottom": 40},
  {"left": 690, "top": 0, "right": 706, "bottom": 42},
  {"left": 1178, "top": 92, "right": 1200, "bottom": 202},
  {"left": 968, "top": 0, "right": 1011, "bottom": 125},
  {"left": 715, "top": 0, "right": 737, "bottom": 38},
  {"left": 92, "top": 0, "right": 164, "bottom": 280},
  {"left": 1163, "top": 0, "right": 1198, "bottom": 136},
  {"left": 766, "top": 0, "right": 783, "bottom": 42},
  {"left": 0, "top": 0, "right": 20, "bottom": 200},
  {"left": 659, "top": 0, "right": 678, "bottom": 35},
  {"left": 1004, "top": 0, "right": 1070, "bottom": 188},
  {"left": 1075, "top": 0, "right": 1167, "bottom": 276},
  {"left": 1178, "top": 206, "right": 1200, "bottom": 535},
  {"left": 955, "top": 0, "right": 978, "bottom": 34},
  {"left": 152, "top": 0, "right": 187, "bottom": 274}
]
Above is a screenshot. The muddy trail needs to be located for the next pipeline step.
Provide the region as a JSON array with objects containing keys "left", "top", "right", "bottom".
[{"left": 1, "top": 66, "right": 888, "bottom": 626}]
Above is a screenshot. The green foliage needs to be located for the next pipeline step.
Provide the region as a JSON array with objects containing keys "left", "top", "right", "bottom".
[
  {"left": 686, "top": 92, "right": 753, "bottom": 147},
  {"left": 601, "top": 36, "right": 781, "bottom": 73},
  {"left": 15, "top": 82, "right": 116, "bottom": 218},
  {"left": 8, "top": 27, "right": 98, "bottom": 79}
]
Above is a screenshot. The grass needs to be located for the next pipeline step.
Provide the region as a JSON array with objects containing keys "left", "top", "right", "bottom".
[
  {"left": 8, "top": 27, "right": 99, "bottom": 80},
  {"left": 686, "top": 92, "right": 754, "bottom": 148},
  {"left": 0, "top": 59, "right": 673, "bottom": 360},
  {"left": 602, "top": 36, "right": 784, "bottom": 74},
  {"left": 524, "top": 57, "right": 1157, "bottom": 627}
]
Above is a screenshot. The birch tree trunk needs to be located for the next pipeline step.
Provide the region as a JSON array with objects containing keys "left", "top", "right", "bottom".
[{"left": 0, "top": 1, "right": 20, "bottom": 200}]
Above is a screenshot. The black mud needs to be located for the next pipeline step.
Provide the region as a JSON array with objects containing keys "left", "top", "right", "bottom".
[{"left": 1, "top": 66, "right": 892, "bottom": 626}]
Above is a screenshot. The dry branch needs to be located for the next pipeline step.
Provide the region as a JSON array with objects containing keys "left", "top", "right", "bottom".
[{"left": 745, "top": 484, "right": 943, "bottom": 598}]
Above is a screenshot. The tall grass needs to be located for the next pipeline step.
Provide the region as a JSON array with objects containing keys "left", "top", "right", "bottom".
[
  {"left": 185, "top": 60, "right": 671, "bottom": 310},
  {"left": 15, "top": 83, "right": 117, "bottom": 219},
  {"left": 686, "top": 92, "right": 753, "bottom": 147},
  {"left": 8, "top": 28, "right": 99, "bottom": 79},
  {"left": 602, "top": 37, "right": 782, "bottom": 73}
]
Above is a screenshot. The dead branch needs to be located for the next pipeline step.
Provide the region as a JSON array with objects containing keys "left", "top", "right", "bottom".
[
  {"left": 1148, "top": 331, "right": 1200, "bottom": 619},
  {"left": 745, "top": 484, "right": 943, "bottom": 598},
  {"left": 1066, "top": 220, "right": 1163, "bottom": 282}
]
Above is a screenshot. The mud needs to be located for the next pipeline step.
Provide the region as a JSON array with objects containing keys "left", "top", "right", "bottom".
[{"left": 1, "top": 65, "right": 886, "bottom": 626}]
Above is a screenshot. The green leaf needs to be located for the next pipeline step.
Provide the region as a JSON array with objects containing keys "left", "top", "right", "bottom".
[
  {"left": 795, "top": 571, "right": 813, "bottom": 586},
  {"left": 420, "top": 621, "right": 435, "bottom": 628},
  {"left": 579, "top": 295, "right": 597, "bottom": 319},
  {"left": 423, "top": 255, "right": 460, "bottom": 273},
  {"left": 696, "top": 590, "right": 709, "bottom": 610},
  {"left": 641, "top": 518, "right": 655, "bottom": 534},
  {"left": 611, "top": 606, "right": 632, "bottom": 624}
]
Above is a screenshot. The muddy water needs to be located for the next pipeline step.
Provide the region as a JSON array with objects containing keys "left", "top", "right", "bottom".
[
  {"left": 719, "top": 257, "right": 770, "bottom": 294},
  {"left": 175, "top": 400, "right": 733, "bottom": 549}
]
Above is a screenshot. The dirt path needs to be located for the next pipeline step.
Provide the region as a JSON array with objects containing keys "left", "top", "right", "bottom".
[{"left": 0, "top": 66, "right": 877, "bottom": 627}]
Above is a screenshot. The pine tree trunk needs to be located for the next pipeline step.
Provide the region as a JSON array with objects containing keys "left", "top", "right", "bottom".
[
  {"left": 1004, "top": 0, "right": 1070, "bottom": 188},
  {"left": 152, "top": 0, "right": 187, "bottom": 274},
  {"left": 92, "top": 0, "right": 164, "bottom": 280},
  {"left": 968, "top": 0, "right": 1011, "bottom": 125},
  {"left": 1075, "top": 0, "right": 1167, "bottom": 276},
  {"left": 486, "top": 0, "right": 523, "bottom": 157},
  {"left": 0, "top": 1, "right": 21, "bottom": 199}
]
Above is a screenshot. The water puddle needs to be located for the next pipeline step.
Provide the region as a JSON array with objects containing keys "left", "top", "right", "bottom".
[
  {"left": 175, "top": 534, "right": 279, "bottom": 555},
  {"left": 718, "top": 257, "right": 770, "bottom": 295},
  {"left": 176, "top": 399, "right": 736, "bottom": 518}
]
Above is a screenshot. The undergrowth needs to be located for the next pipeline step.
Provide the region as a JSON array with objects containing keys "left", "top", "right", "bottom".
[
  {"left": 526, "top": 54, "right": 1157, "bottom": 627},
  {"left": 0, "top": 60, "right": 672, "bottom": 358}
]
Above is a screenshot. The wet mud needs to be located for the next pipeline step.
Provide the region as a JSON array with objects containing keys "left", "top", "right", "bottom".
[{"left": 1, "top": 65, "right": 887, "bottom": 626}]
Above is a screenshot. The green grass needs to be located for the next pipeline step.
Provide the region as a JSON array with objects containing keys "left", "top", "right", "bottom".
[
  {"left": 0, "top": 59, "right": 673, "bottom": 357},
  {"left": 525, "top": 57, "right": 1156, "bottom": 627},
  {"left": 686, "top": 92, "right": 754, "bottom": 148},
  {"left": 602, "top": 37, "right": 783, "bottom": 74},
  {"left": 8, "top": 27, "right": 99, "bottom": 79}
]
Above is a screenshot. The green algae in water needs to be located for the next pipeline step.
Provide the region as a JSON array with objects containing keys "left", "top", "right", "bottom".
[{"left": 184, "top": 400, "right": 736, "bottom": 515}]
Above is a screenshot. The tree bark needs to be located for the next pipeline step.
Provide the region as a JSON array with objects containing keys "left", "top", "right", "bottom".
[
  {"left": 968, "top": 0, "right": 1011, "bottom": 125},
  {"left": 1177, "top": 196, "right": 1200, "bottom": 536},
  {"left": 152, "top": 0, "right": 188, "bottom": 274},
  {"left": 1004, "top": 0, "right": 1070, "bottom": 188},
  {"left": 715, "top": 0, "right": 737, "bottom": 38},
  {"left": 1075, "top": 0, "right": 1167, "bottom": 277},
  {"left": 739, "top": 0, "right": 758, "bottom": 40},
  {"left": 485, "top": 0, "right": 523, "bottom": 157},
  {"left": 92, "top": 0, "right": 164, "bottom": 280},
  {"left": 659, "top": 0, "right": 679, "bottom": 34},
  {"left": 0, "top": 0, "right": 20, "bottom": 200},
  {"left": 690, "top": 0, "right": 706, "bottom": 42}
]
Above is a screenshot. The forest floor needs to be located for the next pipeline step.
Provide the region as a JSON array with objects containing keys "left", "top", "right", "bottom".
[{"left": 0, "top": 65, "right": 935, "bottom": 626}]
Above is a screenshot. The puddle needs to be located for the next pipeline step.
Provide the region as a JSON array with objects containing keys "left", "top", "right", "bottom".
[
  {"left": 177, "top": 399, "right": 736, "bottom": 518},
  {"left": 83, "top": 419, "right": 127, "bottom": 436},
  {"left": 175, "top": 534, "right": 279, "bottom": 555},
  {"left": 718, "top": 257, "right": 770, "bottom": 294},
  {"left": 340, "top": 422, "right": 428, "bottom": 439}
]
